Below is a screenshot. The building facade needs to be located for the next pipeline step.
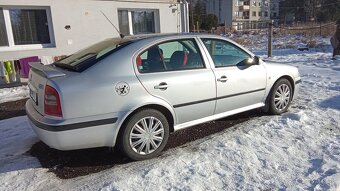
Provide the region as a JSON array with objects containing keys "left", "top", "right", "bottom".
[
  {"left": 205, "top": 0, "right": 277, "bottom": 30},
  {"left": 0, "top": 0, "right": 189, "bottom": 60}
]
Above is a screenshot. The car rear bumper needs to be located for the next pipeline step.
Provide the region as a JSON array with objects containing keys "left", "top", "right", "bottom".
[{"left": 26, "top": 100, "right": 120, "bottom": 150}]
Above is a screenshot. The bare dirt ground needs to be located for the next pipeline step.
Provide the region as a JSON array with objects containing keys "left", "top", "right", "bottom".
[
  {"left": 1, "top": 99, "right": 261, "bottom": 179},
  {"left": 0, "top": 99, "right": 28, "bottom": 120}
]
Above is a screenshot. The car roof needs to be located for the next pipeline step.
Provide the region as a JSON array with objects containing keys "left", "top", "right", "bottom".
[{"left": 115, "top": 33, "right": 225, "bottom": 42}]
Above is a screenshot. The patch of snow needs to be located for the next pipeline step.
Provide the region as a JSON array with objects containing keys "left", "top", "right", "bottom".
[{"left": 0, "top": 86, "right": 29, "bottom": 104}]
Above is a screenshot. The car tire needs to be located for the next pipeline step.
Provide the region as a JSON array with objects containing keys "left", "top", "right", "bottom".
[
  {"left": 268, "top": 78, "right": 293, "bottom": 115},
  {"left": 119, "top": 109, "right": 169, "bottom": 161}
]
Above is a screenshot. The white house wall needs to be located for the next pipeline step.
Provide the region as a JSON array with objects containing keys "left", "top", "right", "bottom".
[{"left": 0, "top": 0, "right": 184, "bottom": 60}]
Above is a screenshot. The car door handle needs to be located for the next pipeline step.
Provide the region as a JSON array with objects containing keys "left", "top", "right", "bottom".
[
  {"left": 154, "top": 82, "right": 168, "bottom": 90},
  {"left": 217, "top": 76, "right": 228, "bottom": 82}
]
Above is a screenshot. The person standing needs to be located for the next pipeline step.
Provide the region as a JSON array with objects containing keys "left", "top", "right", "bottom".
[{"left": 331, "top": 21, "right": 340, "bottom": 60}]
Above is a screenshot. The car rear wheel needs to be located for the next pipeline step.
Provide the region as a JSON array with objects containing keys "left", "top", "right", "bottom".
[
  {"left": 119, "top": 109, "right": 169, "bottom": 161},
  {"left": 268, "top": 78, "right": 292, "bottom": 115}
]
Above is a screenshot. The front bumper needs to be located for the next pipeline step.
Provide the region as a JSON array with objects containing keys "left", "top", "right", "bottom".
[{"left": 26, "top": 100, "right": 120, "bottom": 150}]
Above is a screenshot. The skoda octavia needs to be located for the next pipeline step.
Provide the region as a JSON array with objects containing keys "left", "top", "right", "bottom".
[{"left": 26, "top": 34, "right": 301, "bottom": 160}]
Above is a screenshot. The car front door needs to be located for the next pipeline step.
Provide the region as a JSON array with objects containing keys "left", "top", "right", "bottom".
[
  {"left": 135, "top": 38, "right": 216, "bottom": 124},
  {"left": 200, "top": 38, "right": 267, "bottom": 114}
]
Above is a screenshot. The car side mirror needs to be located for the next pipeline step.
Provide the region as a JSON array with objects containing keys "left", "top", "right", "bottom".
[
  {"left": 237, "top": 56, "right": 260, "bottom": 67},
  {"left": 246, "top": 56, "right": 260, "bottom": 65},
  {"left": 253, "top": 56, "right": 260, "bottom": 65}
]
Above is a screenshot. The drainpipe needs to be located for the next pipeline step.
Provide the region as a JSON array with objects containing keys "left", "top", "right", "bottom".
[
  {"left": 179, "top": 0, "right": 189, "bottom": 33},
  {"left": 184, "top": 0, "right": 189, "bottom": 32}
]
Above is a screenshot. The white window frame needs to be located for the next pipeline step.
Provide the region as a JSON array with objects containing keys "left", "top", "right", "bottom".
[
  {"left": 118, "top": 9, "right": 160, "bottom": 36},
  {"left": 0, "top": 6, "right": 55, "bottom": 52}
]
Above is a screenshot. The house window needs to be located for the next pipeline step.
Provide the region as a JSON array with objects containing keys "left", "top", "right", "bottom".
[
  {"left": 252, "top": 1, "right": 257, "bottom": 6},
  {"left": 235, "top": 11, "right": 242, "bottom": 17},
  {"left": 252, "top": 11, "right": 256, "bottom": 17},
  {"left": 132, "top": 10, "right": 155, "bottom": 34},
  {"left": 259, "top": 11, "right": 262, "bottom": 17},
  {"left": 118, "top": 10, "right": 129, "bottom": 36},
  {"left": 258, "top": 2, "right": 262, "bottom": 6},
  {"left": 118, "top": 9, "right": 159, "bottom": 35},
  {"left": 265, "top": 11, "right": 268, "bottom": 17},
  {"left": 10, "top": 9, "right": 50, "bottom": 45},
  {"left": 243, "top": 11, "right": 249, "bottom": 18},
  {"left": 0, "top": 7, "right": 54, "bottom": 50},
  {"left": 273, "top": 12, "right": 277, "bottom": 18}
]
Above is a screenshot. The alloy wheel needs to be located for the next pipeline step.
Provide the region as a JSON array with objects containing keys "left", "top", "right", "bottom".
[
  {"left": 129, "top": 117, "right": 165, "bottom": 155},
  {"left": 274, "top": 84, "right": 291, "bottom": 111}
]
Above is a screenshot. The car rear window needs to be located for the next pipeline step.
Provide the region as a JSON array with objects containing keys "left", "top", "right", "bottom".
[{"left": 54, "top": 38, "right": 133, "bottom": 72}]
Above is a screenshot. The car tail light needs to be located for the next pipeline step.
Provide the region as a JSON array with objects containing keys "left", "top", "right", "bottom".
[{"left": 44, "top": 85, "right": 62, "bottom": 117}]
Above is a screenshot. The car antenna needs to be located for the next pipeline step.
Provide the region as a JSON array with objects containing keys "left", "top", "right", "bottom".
[{"left": 100, "top": 11, "right": 125, "bottom": 39}]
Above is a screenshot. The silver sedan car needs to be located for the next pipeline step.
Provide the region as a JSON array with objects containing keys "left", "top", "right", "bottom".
[{"left": 26, "top": 33, "right": 301, "bottom": 160}]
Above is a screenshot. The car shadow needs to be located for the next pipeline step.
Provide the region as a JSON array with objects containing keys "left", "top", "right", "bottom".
[
  {"left": 319, "top": 95, "right": 340, "bottom": 111},
  {"left": 28, "top": 109, "right": 265, "bottom": 179}
]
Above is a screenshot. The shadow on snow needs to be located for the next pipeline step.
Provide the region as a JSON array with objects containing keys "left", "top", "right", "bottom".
[
  {"left": 28, "top": 109, "right": 264, "bottom": 179},
  {"left": 319, "top": 95, "right": 340, "bottom": 111}
]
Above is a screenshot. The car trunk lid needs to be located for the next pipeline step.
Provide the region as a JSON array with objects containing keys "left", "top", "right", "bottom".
[{"left": 28, "top": 62, "right": 65, "bottom": 115}]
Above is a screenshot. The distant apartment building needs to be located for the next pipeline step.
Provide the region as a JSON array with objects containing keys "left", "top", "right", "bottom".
[
  {"left": 205, "top": 0, "right": 278, "bottom": 30},
  {"left": 270, "top": 0, "right": 280, "bottom": 24}
]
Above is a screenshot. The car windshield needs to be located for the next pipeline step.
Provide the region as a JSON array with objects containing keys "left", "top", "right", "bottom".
[{"left": 54, "top": 38, "right": 133, "bottom": 72}]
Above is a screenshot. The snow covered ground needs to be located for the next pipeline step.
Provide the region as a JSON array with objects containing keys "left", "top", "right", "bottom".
[
  {"left": 0, "top": 85, "right": 28, "bottom": 104},
  {"left": 0, "top": 37, "right": 339, "bottom": 190}
]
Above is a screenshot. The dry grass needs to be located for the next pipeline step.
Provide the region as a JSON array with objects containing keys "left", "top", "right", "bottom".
[
  {"left": 233, "top": 37, "right": 249, "bottom": 45},
  {"left": 203, "top": 22, "right": 336, "bottom": 49},
  {"left": 276, "top": 23, "right": 337, "bottom": 37},
  {"left": 209, "top": 22, "right": 337, "bottom": 37}
]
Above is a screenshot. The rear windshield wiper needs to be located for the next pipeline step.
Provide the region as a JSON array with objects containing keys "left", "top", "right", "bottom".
[{"left": 53, "top": 62, "right": 78, "bottom": 72}]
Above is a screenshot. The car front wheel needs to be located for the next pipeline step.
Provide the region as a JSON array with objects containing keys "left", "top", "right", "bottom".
[
  {"left": 268, "top": 78, "right": 293, "bottom": 115},
  {"left": 119, "top": 109, "right": 169, "bottom": 161}
]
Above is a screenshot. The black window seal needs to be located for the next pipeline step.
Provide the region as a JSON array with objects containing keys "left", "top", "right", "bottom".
[
  {"left": 201, "top": 38, "right": 253, "bottom": 68},
  {"left": 137, "top": 38, "right": 207, "bottom": 74}
]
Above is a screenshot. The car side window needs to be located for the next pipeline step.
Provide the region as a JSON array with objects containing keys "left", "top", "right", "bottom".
[
  {"left": 137, "top": 39, "right": 205, "bottom": 73},
  {"left": 201, "top": 38, "right": 251, "bottom": 67}
]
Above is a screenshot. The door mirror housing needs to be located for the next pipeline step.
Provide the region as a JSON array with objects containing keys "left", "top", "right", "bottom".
[
  {"left": 239, "top": 56, "right": 260, "bottom": 66},
  {"left": 247, "top": 56, "right": 260, "bottom": 65},
  {"left": 254, "top": 56, "right": 260, "bottom": 65}
]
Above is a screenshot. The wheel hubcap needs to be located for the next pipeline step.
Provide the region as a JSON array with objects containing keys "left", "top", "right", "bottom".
[
  {"left": 129, "top": 117, "right": 164, "bottom": 155},
  {"left": 274, "top": 84, "right": 291, "bottom": 111}
]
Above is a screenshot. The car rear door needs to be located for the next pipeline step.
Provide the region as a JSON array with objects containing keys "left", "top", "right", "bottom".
[
  {"left": 135, "top": 38, "right": 216, "bottom": 124},
  {"left": 200, "top": 38, "right": 267, "bottom": 114}
]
